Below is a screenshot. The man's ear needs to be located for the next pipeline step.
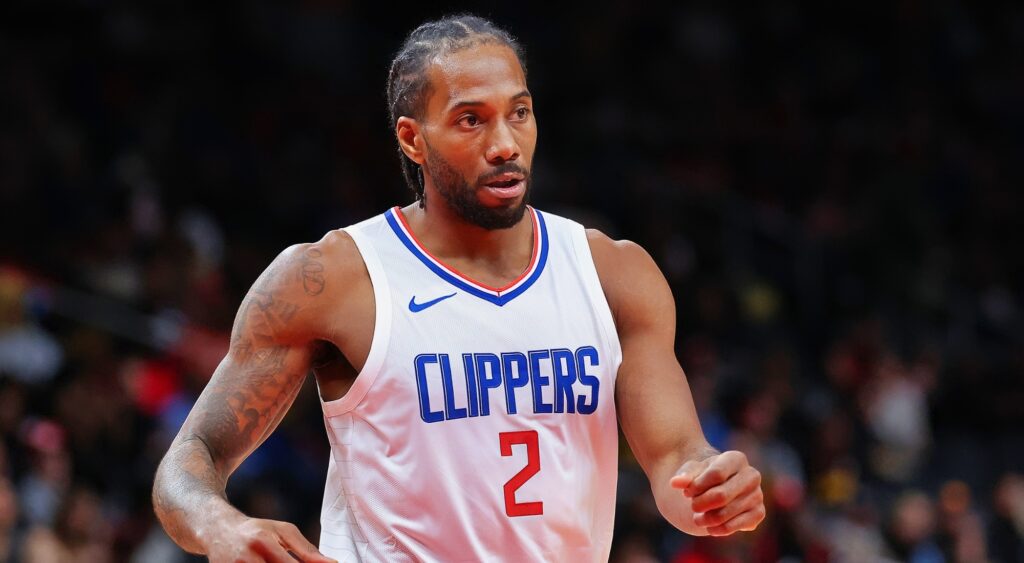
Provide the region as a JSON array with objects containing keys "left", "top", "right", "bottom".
[{"left": 396, "top": 116, "right": 425, "bottom": 165}]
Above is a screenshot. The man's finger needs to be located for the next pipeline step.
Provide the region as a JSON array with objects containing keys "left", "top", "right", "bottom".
[
  {"left": 275, "top": 522, "right": 338, "bottom": 563},
  {"left": 670, "top": 459, "right": 709, "bottom": 493},
  {"left": 687, "top": 451, "right": 747, "bottom": 497},
  {"left": 705, "top": 503, "right": 767, "bottom": 536},
  {"left": 251, "top": 535, "right": 299, "bottom": 563},
  {"left": 690, "top": 465, "right": 761, "bottom": 514},
  {"left": 694, "top": 483, "right": 764, "bottom": 528}
]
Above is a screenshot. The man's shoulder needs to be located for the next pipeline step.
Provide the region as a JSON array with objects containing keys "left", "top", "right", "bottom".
[
  {"left": 579, "top": 227, "right": 667, "bottom": 325},
  {"left": 263, "top": 228, "right": 369, "bottom": 301},
  {"left": 294, "top": 228, "right": 366, "bottom": 279},
  {"left": 527, "top": 207, "right": 655, "bottom": 280},
  {"left": 283, "top": 206, "right": 398, "bottom": 271},
  {"left": 584, "top": 228, "right": 650, "bottom": 265},
  {"left": 528, "top": 207, "right": 644, "bottom": 255}
]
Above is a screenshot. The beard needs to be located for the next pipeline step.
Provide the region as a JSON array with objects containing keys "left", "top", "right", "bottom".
[{"left": 424, "top": 150, "right": 531, "bottom": 230}]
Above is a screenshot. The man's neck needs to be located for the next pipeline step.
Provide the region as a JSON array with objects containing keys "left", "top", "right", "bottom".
[
  {"left": 399, "top": 199, "right": 532, "bottom": 263},
  {"left": 397, "top": 197, "right": 535, "bottom": 291}
]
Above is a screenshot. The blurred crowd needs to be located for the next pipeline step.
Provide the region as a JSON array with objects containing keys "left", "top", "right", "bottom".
[{"left": 1, "top": 1, "right": 1023, "bottom": 562}]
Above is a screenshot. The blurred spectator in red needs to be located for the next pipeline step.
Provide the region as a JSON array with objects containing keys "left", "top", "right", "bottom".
[{"left": 937, "top": 480, "right": 989, "bottom": 563}]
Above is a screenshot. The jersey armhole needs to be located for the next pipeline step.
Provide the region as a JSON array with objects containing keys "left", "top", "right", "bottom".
[
  {"left": 568, "top": 224, "right": 623, "bottom": 379},
  {"left": 319, "top": 225, "right": 392, "bottom": 417}
]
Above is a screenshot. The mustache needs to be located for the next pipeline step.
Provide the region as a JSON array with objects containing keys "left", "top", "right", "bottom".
[{"left": 477, "top": 163, "right": 530, "bottom": 185}]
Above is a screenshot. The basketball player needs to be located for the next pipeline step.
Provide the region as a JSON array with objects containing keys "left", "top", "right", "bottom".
[{"left": 153, "top": 15, "right": 764, "bottom": 562}]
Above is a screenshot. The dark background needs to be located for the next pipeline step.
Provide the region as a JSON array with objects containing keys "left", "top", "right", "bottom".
[{"left": 1, "top": 1, "right": 1023, "bottom": 561}]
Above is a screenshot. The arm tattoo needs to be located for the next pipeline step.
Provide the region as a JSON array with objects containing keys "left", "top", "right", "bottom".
[
  {"left": 199, "top": 288, "right": 306, "bottom": 468},
  {"left": 208, "top": 250, "right": 322, "bottom": 459},
  {"left": 153, "top": 244, "right": 327, "bottom": 549},
  {"left": 301, "top": 248, "right": 326, "bottom": 296}
]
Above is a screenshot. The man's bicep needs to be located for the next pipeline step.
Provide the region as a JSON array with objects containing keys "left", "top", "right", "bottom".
[{"left": 175, "top": 244, "right": 324, "bottom": 474}]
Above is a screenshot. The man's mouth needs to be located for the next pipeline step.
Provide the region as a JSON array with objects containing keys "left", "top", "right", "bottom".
[
  {"left": 482, "top": 172, "right": 526, "bottom": 199},
  {"left": 486, "top": 178, "right": 520, "bottom": 188}
]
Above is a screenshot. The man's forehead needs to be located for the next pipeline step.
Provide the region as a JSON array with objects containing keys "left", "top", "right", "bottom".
[{"left": 425, "top": 44, "right": 527, "bottom": 108}]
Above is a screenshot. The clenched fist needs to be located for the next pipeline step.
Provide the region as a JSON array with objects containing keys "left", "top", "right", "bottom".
[{"left": 670, "top": 450, "right": 765, "bottom": 536}]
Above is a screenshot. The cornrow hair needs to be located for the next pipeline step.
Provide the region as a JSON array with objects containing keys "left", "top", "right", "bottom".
[{"left": 386, "top": 14, "right": 527, "bottom": 207}]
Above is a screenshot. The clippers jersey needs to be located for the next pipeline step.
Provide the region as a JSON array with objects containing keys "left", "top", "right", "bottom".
[{"left": 318, "top": 207, "right": 622, "bottom": 562}]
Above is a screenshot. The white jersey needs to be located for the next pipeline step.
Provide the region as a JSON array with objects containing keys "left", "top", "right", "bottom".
[{"left": 318, "top": 206, "right": 622, "bottom": 562}]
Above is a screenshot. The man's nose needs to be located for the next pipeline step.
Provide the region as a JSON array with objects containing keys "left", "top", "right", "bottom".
[{"left": 485, "top": 120, "right": 520, "bottom": 164}]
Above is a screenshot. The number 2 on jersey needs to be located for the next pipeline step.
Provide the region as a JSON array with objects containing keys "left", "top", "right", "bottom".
[{"left": 499, "top": 430, "right": 544, "bottom": 517}]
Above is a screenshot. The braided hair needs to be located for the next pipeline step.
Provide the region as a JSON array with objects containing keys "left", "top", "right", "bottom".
[{"left": 386, "top": 15, "right": 527, "bottom": 206}]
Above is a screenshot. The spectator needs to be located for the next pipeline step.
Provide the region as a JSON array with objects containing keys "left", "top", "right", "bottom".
[{"left": 22, "top": 486, "right": 113, "bottom": 563}]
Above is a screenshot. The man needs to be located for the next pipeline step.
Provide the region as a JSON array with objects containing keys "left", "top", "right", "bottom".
[{"left": 153, "top": 14, "right": 764, "bottom": 562}]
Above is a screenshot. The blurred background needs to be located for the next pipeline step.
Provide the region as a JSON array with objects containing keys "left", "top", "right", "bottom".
[{"left": 1, "top": 1, "right": 1023, "bottom": 562}]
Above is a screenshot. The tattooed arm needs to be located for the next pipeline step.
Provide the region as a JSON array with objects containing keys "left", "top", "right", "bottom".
[{"left": 153, "top": 242, "right": 343, "bottom": 563}]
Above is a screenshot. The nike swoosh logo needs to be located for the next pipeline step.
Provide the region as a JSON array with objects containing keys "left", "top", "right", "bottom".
[{"left": 408, "top": 292, "right": 457, "bottom": 312}]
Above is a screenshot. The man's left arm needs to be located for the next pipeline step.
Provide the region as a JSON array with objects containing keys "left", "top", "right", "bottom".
[{"left": 588, "top": 230, "right": 765, "bottom": 536}]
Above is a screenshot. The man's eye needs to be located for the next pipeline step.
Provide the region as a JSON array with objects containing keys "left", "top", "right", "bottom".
[
  {"left": 458, "top": 115, "right": 479, "bottom": 127},
  {"left": 515, "top": 107, "right": 530, "bottom": 119}
]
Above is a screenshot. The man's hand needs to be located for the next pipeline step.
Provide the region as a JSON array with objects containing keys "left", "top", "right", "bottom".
[
  {"left": 201, "top": 516, "right": 337, "bottom": 563},
  {"left": 670, "top": 450, "right": 765, "bottom": 536}
]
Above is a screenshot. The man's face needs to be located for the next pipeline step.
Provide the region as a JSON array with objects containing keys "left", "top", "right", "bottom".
[{"left": 418, "top": 42, "right": 537, "bottom": 229}]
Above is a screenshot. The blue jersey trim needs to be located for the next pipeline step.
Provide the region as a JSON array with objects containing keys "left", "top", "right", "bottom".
[{"left": 384, "top": 209, "right": 549, "bottom": 307}]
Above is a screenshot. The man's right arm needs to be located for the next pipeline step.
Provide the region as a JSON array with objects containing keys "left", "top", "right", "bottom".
[{"left": 152, "top": 242, "right": 340, "bottom": 563}]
